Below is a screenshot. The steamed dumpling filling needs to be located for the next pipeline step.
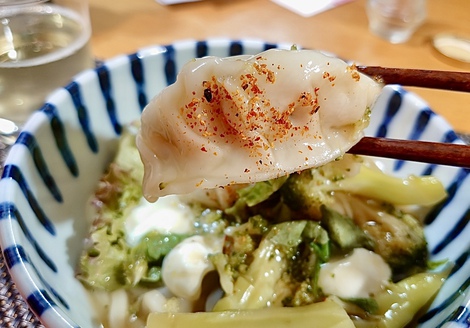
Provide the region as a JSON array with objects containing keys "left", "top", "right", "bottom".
[{"left": 137, "top": 48, "right": 382, "bottom": 201}]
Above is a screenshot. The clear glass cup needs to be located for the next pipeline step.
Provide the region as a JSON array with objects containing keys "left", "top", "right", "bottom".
[
  {"left": 366, "top": 0, "right": 427, "bottom": 44},
  {"left": 0, "top": 0, "right": 94, "bottom": 135}
]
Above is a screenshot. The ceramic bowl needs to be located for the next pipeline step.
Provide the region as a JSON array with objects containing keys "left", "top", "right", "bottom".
[{"left": 0, "top": 38, "right": 469, "bottom": 328}]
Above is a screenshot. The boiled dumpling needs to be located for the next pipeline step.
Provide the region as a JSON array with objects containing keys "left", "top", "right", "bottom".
[{"left": 137, "top": 48, "right": 382, "bottom": 201}]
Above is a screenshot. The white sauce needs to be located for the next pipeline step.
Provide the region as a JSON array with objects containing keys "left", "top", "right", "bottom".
[
  {"left": 140, "top": 288, "right": 193, "bottom": 315},
  {"left": 125, "top": 195, "right": 195, "bottom": 246},
  {"left": 318, "top": 248, "right": 391, "bottom": 299},
  {"left": 161, "top": 235, "right": 223, "bottom": 301}
]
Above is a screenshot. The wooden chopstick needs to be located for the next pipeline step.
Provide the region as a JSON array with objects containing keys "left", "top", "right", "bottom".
[
  {"left": 348, "top": 137, "right": 470, "bottom": 168},
  {"left": 350, "top": 66, "right": 470, "bottom": 167},
  {"left": 356, "top": 66, "right": 470, "bottom": 92}
]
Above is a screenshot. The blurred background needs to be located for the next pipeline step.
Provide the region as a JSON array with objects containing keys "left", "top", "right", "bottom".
[{"left": 87, "top": 0, "right": 470, "bottom": 132}]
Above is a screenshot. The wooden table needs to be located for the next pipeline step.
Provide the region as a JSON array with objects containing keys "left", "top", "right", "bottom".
[{"left": 87, "top": 0, "right": 469, "bottom": 132}]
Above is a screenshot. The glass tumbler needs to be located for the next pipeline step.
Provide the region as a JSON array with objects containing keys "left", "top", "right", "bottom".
[
  {"left": 366, "top": 0, "right": 427, "bottom": 44},
  {"left": 0, "top": 0, "right": 94, "bottom": 131}
]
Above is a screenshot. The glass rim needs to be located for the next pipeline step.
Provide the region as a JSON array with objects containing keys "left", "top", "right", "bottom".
[{"left": 0, "top": 0, "right": 49, "bottom": 7}]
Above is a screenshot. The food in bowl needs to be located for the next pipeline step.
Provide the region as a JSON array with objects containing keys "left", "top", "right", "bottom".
[
  {"left": 78, "top": 128, "right": 448, "bottom": 328},
  {"left": 0, "top": 39, "right": 468, "bottom": 328},
  {"left": 77, "top": 48, "right": 449, "bottom": 328}
]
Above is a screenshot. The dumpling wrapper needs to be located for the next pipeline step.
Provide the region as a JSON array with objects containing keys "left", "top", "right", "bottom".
[{"left": 137, "top": 48, "right": 382, "bottom": 201}]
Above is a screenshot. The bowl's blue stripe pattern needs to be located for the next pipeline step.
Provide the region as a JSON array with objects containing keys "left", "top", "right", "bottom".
[
  {"left": 432, "top": 207, "right": 470, "bottom": 255},
  {"left": 163, "top": 44, "right": 176, "bottom": 86},
  {"left": 0, "top": 39, "right": 469, "bottom": 328},
  {"left": 66, "top": 82, "right": 99, "bottom": 154},
  {"left": 96, "top": 65, "right": 122, "bottom": 135},
  {"left": 440, "top": 305, "right": 470, "bottom": 327},
  {"left": 3, "top": 244, "right": 28, "bottom": 268},
  {"left": 129, "top": 53, "right": 148, "bottom": 111},
  {"left": 11, "top": 214, "right": 56, "bottom": 272},
  {"left": 366, "top": 84, "right": 470, "bottom": 327},
  {"left": 443, "top": 130, "right": 459, "bottom": 143},
  {"left": 229, "top": 41, "right": 243, "bottom": 56},
  {"left": 424, "top": 276, "right": 470, "bottom": 326},
  {"left": 3, "top": 245, "right": 66, "bottom": 312},
  {"left": 1, "top": 166, "right": 55, "bottom": 236},
  {"left": 196, "top": 41, "right": 209, "bottom": 57},
  {"left": 3, "top": 244, "right": 68, "bottom": 311},
  {"left": 425, "top": 169, "right": 469, "bottom": 227},
  {"left": 27, "top": 290, "right": 62, "bottom": 316},
  {"left": 411, "top": 108, "right": 435, "bottom": 139},
  {"left": 3, "top": 243, "right": 69, "bottom": 311},
  {"left": 1, "top": 204, "right": 56, "bottom": 271},
  {"left": 375, "top": 89, "right": 402, "bottom": 138},
  {"left": 394, "top": 108, "right": 435, "bottom": 171},
  {"left": 16, "top": 132, "right": 63, "bottom": 203},
  {"left": 43, "top": 103, "right": 79, "bottom": 177}
]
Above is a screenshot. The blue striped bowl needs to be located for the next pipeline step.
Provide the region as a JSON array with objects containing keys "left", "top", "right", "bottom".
[{"left": 0, "top": 38, "right": 469, "bottom": 328}]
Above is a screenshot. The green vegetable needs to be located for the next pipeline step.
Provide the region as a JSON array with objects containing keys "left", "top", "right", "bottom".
[
  {"left": 281, "top": 154, "right": 447, "bottom": 220},
  {"left": 126, "top": 231, "right": 190, "bottom": 285},
  {"left": 213, "top": 221, "right": 305, "bottom": 311},
  {"left": 346, "top": 197, "right": 429, "bottom": 281},
  {"left": 375, "top": 271, "right": 447, "bottom": 328},
  {"left": 267, "top": 220, "right": 307, "bottom": 247},
  {"left": 147, "top": 299, "right": 355, "bottom": 328},
  {"left": 225, "top": 176, "right": 292, "bottom": 223},
  {"left": 77, "top": 128, "right": 144, "bottom": 290},
  {"left": 339, "top": 297, "right": 379, "bottom": 315},
  {"left": 78, "top": 223, "right": 130, "bottom": 290},
  {"left": 283, "top": 220, "right": 330, "bottom": 307},
  {"left": 77, "top": 127, "right": 188, "bottom": 291},
  {"left": 301, "top": 220, "right": 330, "bottom": 262},
  {"left": 213, "top": 220, "right": 330, "bottom": 310},
  {"left": 338, "top": 165, "right": 447, "bottom": 206},
  {"left": 280, "top": 154, "right": 367, "bottom": 219},
  {"left": 193, "top": 207, "right": 226, "bottom": 235},
  {"left": 236, "top": 176, "right": 289, "bottom": 207},
  {"left": 280, "top": 154, "right": 436, "bottom": 281},
  {"left": 320, "top": 205, "right": 374, "bottom": 254},
  {"left": 78, "top": 132, "right": 446, "bottom": 328},
  {"left": 280, "top": 168, "right": 331, "bottom": 220}
]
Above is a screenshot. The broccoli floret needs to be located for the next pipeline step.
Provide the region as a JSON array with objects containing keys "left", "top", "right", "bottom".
[
  {"left": 77, "top": 126, "right": 189, "bottom": 291},
  {"left": 365, "top": 211, "right": 428, "bottom": 282},
  {"left": 281, "top": 155, "right": 446, "bottom": 220},
  {"left": 347, "top": 198, "right": 429, "bottom": 281},
  {"left": 77, "top": 129, "right": 144, "bottom": 291},
  {"left": 213, "top": 220, "right": 330, "bottom": 311},
  {"left": 280, "top": 155, "right": 435, "bottom": 281},
  {"left": 280, "top": 155, "right": 363, "bottom": 220},
  {"left": 319, "top": 203, "right": 428, "bottom": 281},
  {"left": 225, "top": 176, "right": 292, "bottom": 224},
  {"left": 280, "top": 221, "right": 330, "bottom": 307},
  {"left": 280, "top": 169, "right": 331, "bottom": 220},
  {"left": 223, "top": 232, "right": 258, "bottom": 277}
]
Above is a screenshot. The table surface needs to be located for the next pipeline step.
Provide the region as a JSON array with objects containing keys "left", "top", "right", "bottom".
[
  {"left": 1, "top": 0, "right": 470, "bottom": 326},
  {"left": 89, "top": 0, "right": 470, "bottom": 133}
]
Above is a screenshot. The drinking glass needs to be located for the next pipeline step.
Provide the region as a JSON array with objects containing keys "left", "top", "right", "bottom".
[
  {"left": 366, "top": 0, "right": 427, "bottom": 44},
  {"left": 0, "top": 0, "right": 94, "bottom": 141}
]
